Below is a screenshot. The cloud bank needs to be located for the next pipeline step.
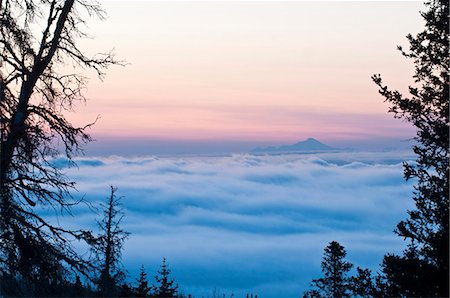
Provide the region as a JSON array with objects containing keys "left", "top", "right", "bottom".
[{"left": 51, "top": 151, "right": 415, "bottom": 298}]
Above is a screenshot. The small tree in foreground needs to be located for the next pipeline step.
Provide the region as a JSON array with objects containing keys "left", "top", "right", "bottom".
[
  {"left": 349, "top": 267, "right": 375, "bottom": 297},
  {"left": 136, "top": 265, "right": 151, "bottom": 297},
  {"left": 304, "top": 241, "right": 353, "bottom": 298},
  {"left": 92, "top": 186, "right": 129, "bottom": 297},
  {"left": 152, "top": 258, "right": 179, "bottom": 298},
  {"left": 118, "top": 283, "right": 136, "bottom": 297}
]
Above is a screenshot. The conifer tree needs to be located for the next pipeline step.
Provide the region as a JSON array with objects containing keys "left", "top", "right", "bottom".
[
  {"left": 118, "top": 283, "right": 137, "bottom": 297},
  {"left": 372, "top": 0, "right": 448, "bottom": 295},
  {"left": 136, "top": 264, "right": 151, "bottom": 297},
  {"left": 119, "top": 283, "right": 136, "bottom": 297},
  {"left": 349, "top": 267, "right": 374, "bottom": 297},
  {"left": 92, "top": 186, "right": 129, "bottom": 297},
  {"left": 376, "top": 242, "right": 439, "bottom": 296},
  {"left": 304, "top": 241, "right": 353, "bottom": 298},
  {"left": 152, "top": 258, "right": 179, "bottom": 298}
]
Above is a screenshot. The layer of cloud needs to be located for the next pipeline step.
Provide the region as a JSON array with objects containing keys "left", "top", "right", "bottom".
[{"left": 49, "top": 150, "right": 415, "bottom": 297}]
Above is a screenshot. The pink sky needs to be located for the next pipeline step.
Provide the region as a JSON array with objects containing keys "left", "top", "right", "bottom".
[{"left": 70, "top": 1, "right": 423, "bottom": 143}]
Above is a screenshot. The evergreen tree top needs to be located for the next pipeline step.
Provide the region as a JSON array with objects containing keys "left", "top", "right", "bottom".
[{"left": 152, "top": 258, "right": 179, "bottom": 298}]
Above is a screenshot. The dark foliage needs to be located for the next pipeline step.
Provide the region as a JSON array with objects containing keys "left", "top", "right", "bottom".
[
  {"left": 136, "top": 265, "right": 151, "bottom": 297},
  {"left": 302, "top": 289, "right": 322, "bottom": 298},
  {"left": 118, "top": 283, "right": 137, "bottom": 297},
  {"left": 348, "top": 267, "right": 375, "bottom": 297},
  {"left": 92, "top": 186, "right": 129, "bottom": 297},
  {"left": 152, "top": 258, "right": 179, "bottom": 298},
  {"left": 304, "top": 241, "right": 353, "bottom": 298},
  {"left": 0, "top": 0, "right": 118, "bottom": 295},
  {"left": 73, "top": 275, "right": 84, "bottom": 296},
  {"left": 372, "top": 0, "right": 449, "bottom": 295},
  {"left": 375, "top": 243, "right": 441, "bottom": 297}
]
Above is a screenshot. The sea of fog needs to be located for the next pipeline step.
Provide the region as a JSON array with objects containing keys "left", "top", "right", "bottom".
[{"left": 47, "top": 150, "right": 415, "bottom": 298}]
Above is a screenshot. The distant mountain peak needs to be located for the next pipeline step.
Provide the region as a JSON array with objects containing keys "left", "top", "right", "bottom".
[
  {"left": 252, "top": 138, "right": 336, "bottom": 153},
  {"left": 297, "top": 137, "right": 321, "bottom": 144}
]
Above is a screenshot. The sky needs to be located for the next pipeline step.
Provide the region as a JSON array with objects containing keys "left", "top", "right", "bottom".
[
  {"left": 49, "top": 150, "right": 415, "bottom": 297},
  {"left": 42, "top": 3, "right": 426, "bottom": 296},
  {"left": 63, "top": 1, "right": 424, "bottom": 154}
]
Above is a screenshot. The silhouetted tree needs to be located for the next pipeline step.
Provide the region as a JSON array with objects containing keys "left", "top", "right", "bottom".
[
  {"left": 152, "top": 258, "right": 179, "bottom": 298},
  {"left": 304, "top": 241, "right": 353, "bottom": 298},
  {"left": 375, "top": 242, "right": 440, "bottom": 297},
  {"left": 119, "top": 283, "right": 137, "bottom": 297},
  {"left": 73, "top": 275, "right": 84, "bottom": 296},
  {"left": 0, "top": 0, "right": 118, "bottom": 294},
  {"left": 302, "top": 289, "right": 321, "bottom": 298},
  {"left": 92, "top": 186, "right": 129, "bottom": 297},
  {"left": 372, "top": 0, "right": 448, "bottom": 295},
  {"left": 348, "top": 267, "right": 374, "bottom": 297},
  {"left": 136, "top": 265, "right": 151, "bottom": 297}
]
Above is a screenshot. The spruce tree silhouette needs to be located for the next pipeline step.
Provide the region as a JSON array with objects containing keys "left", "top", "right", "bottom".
[
  {"left": 348, "top": 267, "right": 375, "bottom": 297},
  {"left": 152, "top": 258, "right": 179, "bottom": 298},
  {"left": 136, "top": 265, "right": 151, "bottom": 297},
  {"left": 303, "top": 241, "right": 353, "bottom": 298},
  {"left": 92, "top": 186, "right": 129, "bottom": 297},
  {"left": 118, "top": 283, "right": 137, "bottom": 297},
  {"left": 372, "top": 0, "right": 449, "bottom": 295},
  {"left": 377, "top": 242, "right": 440, "bottom": 296}
]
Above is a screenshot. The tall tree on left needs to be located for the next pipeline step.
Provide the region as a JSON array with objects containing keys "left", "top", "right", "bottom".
[{"left": 0, "top": 0, "right": 119, "bottom": 295}]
